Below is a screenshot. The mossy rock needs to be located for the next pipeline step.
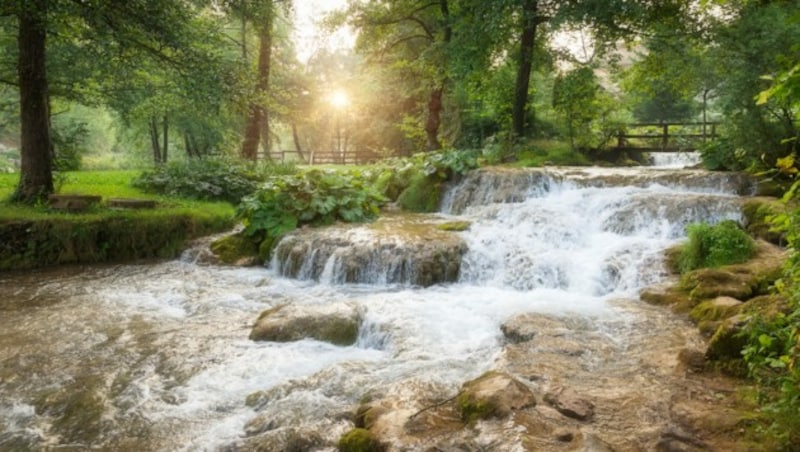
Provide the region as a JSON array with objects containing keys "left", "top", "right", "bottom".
[
  {"left": 706, "top": 315, "right": 749, "bottom": 362},
  {"left": 249, "top": 303, "right": 361, "bottom": 346},
  {"left": 338, "top": 428, "right": 384, "bottom": 452},
  {"left": 436, "top": 221, "right": 472, "bottom": 232},
  {"left": 741, "top": 198, "right": 785, "bottom": 245},
  {"left": 689, "top": 297, "right": 743, "bottom": 327},
  {"left": 210, "top": 232, "right": 260, "bottom": 265},
  {"left": 741, "top": 294, "right": 790, "bottom": 318},
  {"left": 640, "top": 283, "right": 691, "bottom": 310},
  {"left": 457, "top": 371, "right": 536, "bottom": 423},
  {"left": 683, "top": 268, "right": 754, "bottom": 301}
]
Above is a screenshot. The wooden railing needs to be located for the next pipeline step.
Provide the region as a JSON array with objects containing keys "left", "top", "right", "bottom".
[
  {"left": 615, "top": 122, "right": 719, "bottom": 152},
  {"left": 265, "top": 149, "right": 401, "bottom": 165}
]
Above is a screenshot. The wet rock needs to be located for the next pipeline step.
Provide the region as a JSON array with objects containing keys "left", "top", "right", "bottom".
[
  {"left": 209, "top": 232, "right": 261, "bottom": 266},
  {"left": 582, "top": 433, "right": 616, "bottom": 452},
  {"left": 543, "top": 386, "right": 595, "bottom": 421},
  {"left": 235, "top": 427, "right": 327, "bottom": 451},
  {"left": 689, "top": 297, "right": 743, "bottom": 335},
  {"left": 554, "top": 428, "right": 575, "bottom": 442},
  {"left": 656, "top": 429, "right": 709, "bottom": 452},
  {"left": 249, "top": 303, "right": 361, "bottom": 346},
  {"left": 640, "top": 282, "right": 690, "bottom": 308},
  {"left": 457, "top": 371, "right": 536, "bottom": 422},
  {"left": 676, "top": 348, "right": 707, "bottom": 373},
  {"left": 338, "top": 427, "right": 384, "bottom": 452},
  {"left": 272, "top": 218, "right": 468, "bottom": 287}
]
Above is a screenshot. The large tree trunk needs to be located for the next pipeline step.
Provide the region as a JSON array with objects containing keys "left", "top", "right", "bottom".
[
  {"left": 512, "top": 0, "right": 538, "bottom": 140},
  {"left": 241, "top": 19, "right": 273, "bottom": 161},
  {"left": 14, "top": 0, "right": 53, "bottom": 203},
  {"left": 425, "top": 87, "right": 443, "bottom": 151},
  {"left": 423, "top": 0, "right": 452, "bottom": 152}
]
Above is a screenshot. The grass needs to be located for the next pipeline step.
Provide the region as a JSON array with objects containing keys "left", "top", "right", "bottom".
[
  {"left": 512, "top": 139, "right": 590, "bottom": 167},
  {"left": 0, "top": 170, "right": 236, "bottom": 221}
]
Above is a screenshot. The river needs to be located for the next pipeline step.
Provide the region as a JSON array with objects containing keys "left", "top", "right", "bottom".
[{"left": 0, "top": 157, "right": 753, "bottom": 450}]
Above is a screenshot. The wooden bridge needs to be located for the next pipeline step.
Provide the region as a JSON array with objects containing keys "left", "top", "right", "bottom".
[
  {"left": 265, "top": 149, "right": 402, "bottom": 165},
  {"left": 614, "top": 122, "right": 719, "bottom": 152}
]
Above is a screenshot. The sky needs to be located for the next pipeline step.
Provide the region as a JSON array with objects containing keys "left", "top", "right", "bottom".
[{"left": 292, "top": 0, "right": 356, "bottom": 63}]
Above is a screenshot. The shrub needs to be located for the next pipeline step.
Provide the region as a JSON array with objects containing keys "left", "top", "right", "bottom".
[
  {"left": 678, "top": 220, "right": 756, "bottom": 273},
  {"left": 133, "top": 157, "right": 295, "bottom": 203},
  {"left": 236, "top": 169, "right": 386, "bottom": 243}
]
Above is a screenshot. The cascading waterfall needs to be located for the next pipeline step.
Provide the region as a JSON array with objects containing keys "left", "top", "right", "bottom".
[{"left": 0, "top": 166, "right": 755, "bottom": 450}]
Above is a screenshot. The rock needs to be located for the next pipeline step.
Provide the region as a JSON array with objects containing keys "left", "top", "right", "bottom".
[
  {"left": 338, "top": 428, "right": 384, "bottom": 452},
  {"left": 209, "top": 233, "right": 261, "bottom": 266},
  {"left": 47, "top": 194, "right": 101, "bottom": 211},
  {"left": 656, "top": 429, "right": 709, "bottom": 452},
  {"left": 272, "top": 217, "right": 468, "bottom": 287},
  {"left": 640, "top": 283, "right": 690, "bottom": 308},
  {"left": 249, "top": 303, "right": 361, "bottom": 346},
  {"left": 554, "top": 428, "right": 575, "bottom": 442},
  {"left": 676, "top": 348, "right": 707, "bottom": 373},
  {"left": 582, "top": 433, "right": 616, "bottom": 452},
  {"left": 685, "top": 269, "right": 753, "bottom": 301},
  {"left": 457, "top": 371, "right": 536, "bottom": 422},
  {"left": 436, "top": 220, "right": 472, "bottom": 232},
  {"left": 543, "top": 386, "right": 595, "bottom": 421},
  {"left": 236, "top": 427, "right": 327, "bottom": 451},
  {"left": 705, "top": 315, "right": 749, "bottom": 361},
  {"left": 688, "top": 297, "right": 743, "bottom": 332}
]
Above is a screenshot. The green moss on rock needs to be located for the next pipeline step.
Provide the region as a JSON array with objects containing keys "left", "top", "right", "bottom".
[
  {"left": 338, "top": 428, "right": 383, "bottom": 452},
  {"left": 210, "top": 232, "right": 260, "bottom": 265},
  {"left": 436, "top": 221, "right": 472, "bottom": 232},
  {"left": 457, "top": 371, "right": 536, "bottom": 423}
]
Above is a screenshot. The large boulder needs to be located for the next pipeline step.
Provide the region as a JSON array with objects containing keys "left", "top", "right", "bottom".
[
  {"left": 543, "top": 386, "right": 595, "bottom": 421},
  {"left": 249, "top": 303, "right": 361, "bottom": 346},
  {"left": 272, "top": 215, "right": 468, "bottom": 287},
  {"left": 457, "top": 371, "right": 536, "bottom": 422}
]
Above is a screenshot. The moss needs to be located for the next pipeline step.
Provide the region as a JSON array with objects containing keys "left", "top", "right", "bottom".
[
  {"left": 397, "top": 173, "right": 441, "bottom": 213},
  {"left": 0, "top": 211, "right": 234, "bottom": 271},
  {"left": 337, "top": 428, "right": 383, "bottom": 452},
  {"left": 458, "top": 392, "right": 496, "bottom": 423},
  {"left": 210, "top": 232, "right": 260, "bottom": 265},
  {"left": 689, "top": 299, "right": 743, "bottom": 325},
  {"left": 436, "top": 221, "right": 471, "bottom": 232},
  {"left": 258, "top": 235, "right": 276, "bottom": 262}
]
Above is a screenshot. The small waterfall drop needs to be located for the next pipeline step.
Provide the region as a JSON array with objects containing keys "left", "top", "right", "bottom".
[
  {"left": 650, "top": 151, "right": 702, "bottom": 168},
  {"left": 0, "top": 165, "right": 757, "bottom": 451}
]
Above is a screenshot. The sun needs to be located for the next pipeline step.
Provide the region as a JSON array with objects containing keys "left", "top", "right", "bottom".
[{"left": 329, "top": 89, "right": 350, "bottom": 109}]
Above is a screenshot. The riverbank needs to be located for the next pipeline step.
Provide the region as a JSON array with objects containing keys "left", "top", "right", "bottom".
[{"left": 0, "top": 171, "right": 236, "bottom": 270}]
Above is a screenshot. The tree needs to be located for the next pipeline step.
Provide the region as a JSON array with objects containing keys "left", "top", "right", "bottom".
[{"left": 12, "top": 0, "right": 53, "bottom": 202}]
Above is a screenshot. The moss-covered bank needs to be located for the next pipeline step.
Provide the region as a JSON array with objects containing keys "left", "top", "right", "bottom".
[{"left": 0, "top": 210, "right": 234, "bottom": 271}]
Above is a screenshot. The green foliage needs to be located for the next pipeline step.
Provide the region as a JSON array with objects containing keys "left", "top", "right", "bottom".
[
  {"left": 52, "top": 118, "right": 89, "bottom": 171},
  {"left": 397, "top": 172, "right": 440, "bottom": 213},
  {"left": 514, "top": 140, "right": 590, "bottom": 167},
  {"left": 133, "top": 158, "right": 295, "bottom": 204},
  {"left": 236, "top": 169, "right": 386, "bottom": 241},
  {"left": 740, "top": 180, "right": 800, "bottom": 447},
  {"left": 678, "top": 221, "right": 756, "bottom": 273},
  {"left": 699, "top": 138, "right": 752, "bottom": 172}
]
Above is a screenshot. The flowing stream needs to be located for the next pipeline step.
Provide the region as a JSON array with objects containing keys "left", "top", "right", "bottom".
[{"left": 0, "top": 165, "right": 752, "bottom": 450}]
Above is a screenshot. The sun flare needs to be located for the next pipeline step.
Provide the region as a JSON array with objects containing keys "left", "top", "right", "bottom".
[{"left": 329, "top": 89, "right": 350, "bottom": 109}]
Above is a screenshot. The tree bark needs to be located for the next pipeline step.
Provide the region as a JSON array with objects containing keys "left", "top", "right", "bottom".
[
  {"left": 149, "top": 116, "right": 161, "bottom": 163},
  {"left": 512, "top": 0, "right": 538, "bottom": 140},
  {"left": 162, "top": 114, "right": 169, "bottom": 163},
  {"left": 425, "top": 87, "right": 444, "bottom": 151},
  {"left": 14, "top": 0, "right": 53, "bottom": 203},
  {"left": 291, "top": 122, "right": 306, "bottom": 163},
  {"left": 241, "top": 17, "right": 273, "bottom": 161}
]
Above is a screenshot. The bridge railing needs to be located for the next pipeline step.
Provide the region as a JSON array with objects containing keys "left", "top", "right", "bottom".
[{"left": 614, "top": 122, "right": 719, "bottom": 152}]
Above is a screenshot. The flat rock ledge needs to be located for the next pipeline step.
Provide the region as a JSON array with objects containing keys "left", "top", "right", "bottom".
[{"left": 249, "top": 303, "right": 361, "bottom": 346}]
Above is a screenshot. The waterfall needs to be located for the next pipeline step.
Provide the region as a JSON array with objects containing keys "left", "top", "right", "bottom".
[{"left": 0, "top": 165, "right": 757, "bottom": 451}]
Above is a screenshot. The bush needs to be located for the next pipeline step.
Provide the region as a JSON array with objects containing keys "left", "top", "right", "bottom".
[
  {"left": 133, "top": 158, "right": 295, "bottom": 204},
  {"left": 678, "top": 220, "right": 756, "bottom": 273},
  {"left": 236, "top": 168, "right": 386, "bottom": 243}
]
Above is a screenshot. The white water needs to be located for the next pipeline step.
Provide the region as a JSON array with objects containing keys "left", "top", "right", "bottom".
[
  {"left": 0, "top": 167, "right": 749, "bottom": 450},
  {"left": 650, "top": 151, "right": 702, "bottom": 168}
]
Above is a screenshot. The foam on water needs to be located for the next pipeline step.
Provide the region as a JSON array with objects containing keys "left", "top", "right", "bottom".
[{"left": 0, "top": 166, "right": 752, "bottom": 450}]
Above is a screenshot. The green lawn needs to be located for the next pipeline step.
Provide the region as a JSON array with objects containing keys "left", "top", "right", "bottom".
[{"left": 0, "top": 170, "right": 236, "bottom": 221}]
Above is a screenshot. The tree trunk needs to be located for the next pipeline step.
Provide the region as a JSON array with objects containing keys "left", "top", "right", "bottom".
[
  {"left": 14, "top": 0, "right": 53, "bottom": 203},
  {"left": 292, "top": 122, "right": 306, "bottom": 163},
  {"left": 150, "top": 116, "right": 161, "bottom": 163},
  {"left": 512, "top": 0, "right": 538, "bottom": 140},
  {"left": 425, "top": 87, "right": 443, "bottom": 151},
  {"left": 162, "top": 114, "right": 169, "bottom": 163},
  {"left": 241, "top": 17, "right": 273, "bottom": 161}
]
